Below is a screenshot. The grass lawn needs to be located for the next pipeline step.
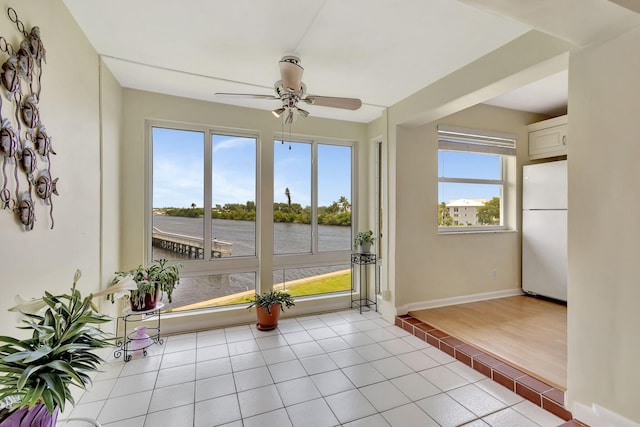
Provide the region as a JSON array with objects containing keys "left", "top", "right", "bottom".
[{"left": 221, "top": 272, "right": 352, "bottom": 306}]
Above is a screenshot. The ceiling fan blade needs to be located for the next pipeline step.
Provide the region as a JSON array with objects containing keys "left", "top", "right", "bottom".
[
  {"left": 302, "top": 95, "right": 362, "bottom": 110},
  {"left": 215, "top": 93, "right": 279, "bottom": 100}
]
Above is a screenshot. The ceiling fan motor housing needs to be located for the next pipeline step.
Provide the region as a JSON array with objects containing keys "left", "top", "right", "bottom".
[{"left": 279, "top": 55, "right": 304, "bottom": 94}]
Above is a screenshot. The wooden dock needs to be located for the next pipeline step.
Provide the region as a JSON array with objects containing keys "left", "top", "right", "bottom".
[{"left": 152, "top": 227, "right": 232, "bottom": 258}]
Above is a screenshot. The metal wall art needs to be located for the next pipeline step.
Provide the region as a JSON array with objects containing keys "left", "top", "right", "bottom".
[{"left": 0, "top": 7, "right": 57, "bottom": 231}]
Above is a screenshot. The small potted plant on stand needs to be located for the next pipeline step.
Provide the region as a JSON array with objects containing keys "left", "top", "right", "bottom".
[
  {"left": 0, "top": 271, "right": 112, "bottom": 427},
  {"left": 354, "top": 230, "right": 375, "bottom": 253},
  {"left": 108, "top": 259, "right": 181, "bottom": 312},
  {"left": 248, "top": 290, "right": 295, "bottom": 331}
]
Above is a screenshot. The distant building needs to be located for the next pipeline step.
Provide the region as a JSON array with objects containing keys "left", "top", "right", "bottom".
[{"left": 445, "top": 199, "right": 488, "bottom": 226}]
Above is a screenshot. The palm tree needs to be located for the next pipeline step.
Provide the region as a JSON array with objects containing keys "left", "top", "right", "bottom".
[
  {"left": 191, "top": 202, "right": 196, "bottom": 209},
  {"left": 438, "top": 202, "right": 453, "bottom": 226},
  {"left": 285, "top": 187, "right": 292, "bottom": 208},
  {"left": 338, "top": 196, "right": 351, "bottom": 213}
]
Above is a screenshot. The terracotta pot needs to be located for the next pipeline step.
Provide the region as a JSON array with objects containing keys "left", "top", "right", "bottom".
[
  {"left": 256, "top": 304, "right": 281, "bottom": 331},
  {"left": 130, "top": 283, "right": 160, "bottom": 312},
  {"left": 0, "top": 404, "right": 58, "bottom": 427}
]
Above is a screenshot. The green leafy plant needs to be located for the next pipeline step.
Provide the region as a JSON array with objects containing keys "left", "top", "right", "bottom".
[
  {"left": 247, "top": 290, "right": 295, "bottom": 315},
  {"left": 354, "top": 230, "right": 375, "bottom": 249},
  {"left": 108, "top": 259, "right": 182, "bottom": 308},
  {"left": 0, "top": 270, "right": 112, "bottom": 417}
]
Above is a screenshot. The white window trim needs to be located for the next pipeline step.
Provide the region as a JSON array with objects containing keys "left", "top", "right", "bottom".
[{"left": 437, "top": 125, "right": 515, "bottom": 234}]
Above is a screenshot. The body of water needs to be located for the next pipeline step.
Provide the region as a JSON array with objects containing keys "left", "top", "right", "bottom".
[
  {"left": 151, "top": 216, "right": 352, "bottom": 310},
  {"left": 152, "top": 216, "right": 352, "bottom": 258}
]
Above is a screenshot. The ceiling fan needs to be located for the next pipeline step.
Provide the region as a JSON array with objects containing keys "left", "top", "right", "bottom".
[{"left": 215, "top": 56, "right": 362, "bottom": 124}]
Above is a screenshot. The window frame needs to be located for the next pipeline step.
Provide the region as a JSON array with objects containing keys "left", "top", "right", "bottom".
[
  {"left": 272, "top": 135, "right": 356, "bottom": 272},
  {"left": 145, "top": 120, "right": 260, "bottom": 279},
  {"left": 437, "top": 125, "right": 515, "bottom": 234},
  {"left": 145, "top": 121, "right": 358, "bottom": 301}
]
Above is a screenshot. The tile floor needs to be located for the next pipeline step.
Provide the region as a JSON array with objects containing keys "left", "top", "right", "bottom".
[{"left": 62, "top": 309, "right": 566, "bottom": 427}]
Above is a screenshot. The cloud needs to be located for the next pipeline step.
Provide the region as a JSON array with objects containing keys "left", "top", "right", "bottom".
[{"left": 212, "top": 136, "right": 255, "bottom": 154}]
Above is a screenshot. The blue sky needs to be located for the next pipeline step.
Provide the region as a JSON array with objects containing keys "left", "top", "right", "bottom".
[
  {"left": 153, "top": 128, "right": 204, "bottom": 208},
  {"left": 438, "top": 151, "right": 501, "bottom": 203},
  {"left": 152, "top": 128, "right": 351, "bottom": 208},
  {"left": 152, "top": 128, "right": 496, "bottom": 208},
  {"left": 274, "top": 141, "right": 351, "bottom": 207}
]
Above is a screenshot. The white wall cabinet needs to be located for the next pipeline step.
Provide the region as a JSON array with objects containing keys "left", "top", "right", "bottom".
[{"left": 527, "top": 115, "right": 568, "bottom": 160}]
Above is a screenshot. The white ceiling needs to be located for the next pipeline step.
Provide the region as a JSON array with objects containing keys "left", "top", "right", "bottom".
[
  {"left": 63, "top": 0, "right": 640, "bottom": 123},
  {"left": 484, "top": 70, "right": 568, "bottom": 117}
]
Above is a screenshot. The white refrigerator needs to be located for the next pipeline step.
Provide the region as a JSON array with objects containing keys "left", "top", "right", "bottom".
[{"left": 522, "top": 160, "right": 567, "bottom": 302}]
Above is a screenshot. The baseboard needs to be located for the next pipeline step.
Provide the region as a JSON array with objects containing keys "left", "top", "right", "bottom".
[
  {"left": 573, "top": 402, "right": 640, "bottom": 427},
  {"left": 397, "top": 288, "right": 524, "bottom": 315}
]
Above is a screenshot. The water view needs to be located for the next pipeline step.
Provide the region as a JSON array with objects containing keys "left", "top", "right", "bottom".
[
  {"left": 152, "top": 216, "right": 352, "bottom": 311},
  {"left": 150, "top": 129, "right": 356, "bottom": 312}
]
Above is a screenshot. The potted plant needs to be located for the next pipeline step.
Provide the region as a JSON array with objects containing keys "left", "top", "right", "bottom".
[
  {"left": 354, "top": 230, "right": 375, "bottom": 253},
  {"left": 108, "top": 259, "right": 181, "bottom": 312},
  {"left": 247, "top": 290, "right": 295, "bottom": 331},
  {"left": 0, "top": 270, "right": 112, "bottom": 427}
]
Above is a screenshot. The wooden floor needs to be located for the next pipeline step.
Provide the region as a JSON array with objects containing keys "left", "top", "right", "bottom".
[{"left": 409, "top": 295, "right": 567, "bottom": 390}]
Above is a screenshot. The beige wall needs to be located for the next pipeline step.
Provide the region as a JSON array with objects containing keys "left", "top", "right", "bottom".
[
  {"left": 98, "top": 61, "right": 123, "bottom": 321},
  {"left": 0, "top": 0, "right": 106, "bottom": 337},
  {"left": 394, "top": 104, "right": 546, "bottom": 309},
  {"left": 567, "top": 25, "right": 640, "bottom": 423}
]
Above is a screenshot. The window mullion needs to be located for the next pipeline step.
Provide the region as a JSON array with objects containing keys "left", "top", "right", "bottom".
[
  {"left": 438, "top": 177, "right": 503, "bottom": 185},
  {"left": 501, "top": 156, "right": 506, "bottom": 226},
  {"left": 203, "top": 130, "right": 213, "bottom": 259},
  {"left": 311, "top": 141, "right": 318, "bottom": 254}
]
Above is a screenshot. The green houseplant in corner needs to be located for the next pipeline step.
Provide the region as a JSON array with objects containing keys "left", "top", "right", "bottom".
[
  {"left": 0, "top": 270, "right": 112, "bottom": 427},
  {"left": 354, "top": 230, "right": 375, "bottom": 253},
  {"left": 108, "top": 259, "right": 182, "bottom": 312},
  {"left": 248, "top": 290, "right": 295, "bottom": 331}
]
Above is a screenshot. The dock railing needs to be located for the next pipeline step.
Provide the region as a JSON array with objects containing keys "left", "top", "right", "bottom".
[{"left": 152, "top": 227, "right": 232, "bottom": 258}]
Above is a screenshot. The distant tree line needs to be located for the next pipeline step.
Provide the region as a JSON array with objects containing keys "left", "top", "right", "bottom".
[{"left": 158, "top": 193, "right": 351, "bottom": 226}]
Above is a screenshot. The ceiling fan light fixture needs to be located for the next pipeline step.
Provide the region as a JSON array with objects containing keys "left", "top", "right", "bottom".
[
  {"left": 272, "top": 107, "right": 286, "bottom": 118},
  {"left": 297, "top": 107, "right": 310, "bottom": 118}
]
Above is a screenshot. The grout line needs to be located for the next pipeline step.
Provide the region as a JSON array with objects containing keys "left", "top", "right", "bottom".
[
  {"left": 396, "top": 314, "right": 574, "bottom": 423},
  {"left": 78, "top": 310, "right": 572, "bottom": 426}
]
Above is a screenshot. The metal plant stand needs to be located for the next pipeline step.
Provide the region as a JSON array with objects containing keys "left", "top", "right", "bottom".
[
  {"left": 351, "top": 253, "right": 378, "bottom": 313},
  {"left": 114, "top": 303, "right": 164, "bottom": 362}
]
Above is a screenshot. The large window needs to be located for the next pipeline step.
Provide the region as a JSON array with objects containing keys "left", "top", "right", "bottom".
[
  {"left": 437, "top": 125, "right": 515, "bottom": 232},
  {"left": 317, "top": 144, "right": 352, "bottom": 252},
  {"left": 273, "top": 139, "right": 353, "bottom": 254},
  {"left": 149, "top": 123, "right": 356, "bottom": 311},
  {"left": 150, "top": 124, "right": 258, "bottom": 312},
  {"left": 273, "top": 137, "right": 354, "bottom": 298},
  {"left": 273, "top": 141, "right": 312, "bottom": 254},
  {"left": 211, "top": 134, "right": 257, "bottom": 257},
  {"left": 152, "top": 128, "right": 205, "bottom": 261}
]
